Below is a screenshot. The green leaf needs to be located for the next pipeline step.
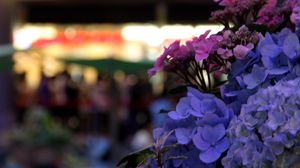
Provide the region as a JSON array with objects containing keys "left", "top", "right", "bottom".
[{"left": 117, "top": 147, "right": 156, "bottom": 168}]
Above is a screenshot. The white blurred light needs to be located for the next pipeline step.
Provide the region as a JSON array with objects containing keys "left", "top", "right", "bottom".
[
  {"left": 122, "top": 24, "right": 223, "bottom": 47},
  {"left": 121, "top": 25, "right": 162, "bottom": 47},
  {"left": 194, "top": 24, "right": 224, "bottom": 36},
  {"left": 161, "top": 25, "right": 195, "bottom": 40},
  {"left": 13, "top": 25, "right": 57, "bottom": 50}
]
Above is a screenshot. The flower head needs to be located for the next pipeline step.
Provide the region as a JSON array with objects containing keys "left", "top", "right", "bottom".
[
  {"left": 193, "top": 124, "right": 230, "bottom": 163},
  {"left": 167, "top": 87, "right": 233, "bottom": 164},
  {"left": 148, "top": 40, "right": 194, "bottom": 76},
  {"left": 223, "top": 77, "right": 300, "bottom": 167},
  {"left": 192, "top": 31, "right": 223, "bottom": 61}
]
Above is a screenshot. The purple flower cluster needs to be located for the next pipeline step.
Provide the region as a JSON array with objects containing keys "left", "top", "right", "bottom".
[
  {"left": 223, "top": 77, "right": 300, "bottom": 167},
  {"left": 222, "top": 28, "right": 300, "bottom": 114},
  {"left": 167, "top": 87, "right": 233, "bottom": 164}
]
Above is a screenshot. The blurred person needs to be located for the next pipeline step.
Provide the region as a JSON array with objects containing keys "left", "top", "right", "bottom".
[
  {"left": 48, "top": 73, "right": 68, "bottom": 120},
  {"left": 36, "top": 74, "right": 52, "bottom": 108},
  {"left": 119, "top": 76, "right": 153, "bottom": 144},
  {"left": 65, "top": 72, "right": 80, "bottom": 131},
  {"left": 49, "top": 71, "right": 80, "bottom": 130},
  {"left": 77, "top": 78, "right": 93, "bottom": 132},
  {"left": 88, "top": 75, "right": 112, "bottom": 135},
  {"left": 14, "top": 73, "right": 33, "bottom": 124}
]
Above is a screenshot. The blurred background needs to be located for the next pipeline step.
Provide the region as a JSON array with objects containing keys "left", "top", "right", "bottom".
[{"left": 0, "top": 0, "right": 220, "bottom": 167}]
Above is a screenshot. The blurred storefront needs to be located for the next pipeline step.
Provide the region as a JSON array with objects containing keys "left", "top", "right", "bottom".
[{"left": 12, "top": 23, "right": 223, "bottom": 89}]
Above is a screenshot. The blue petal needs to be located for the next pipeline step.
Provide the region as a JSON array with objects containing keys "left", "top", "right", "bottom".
[
  {"left": 267, "top": 111, "right": 286, "bottom": 130},
  {"left": 242, "top": 114, "right": 258, "bottom": 129},
  {"left": 262, "top": 55, "right": 275, "bottom": 69},
  {"left": 264, "top": 137, "right": 285, "bottom": 155},
  {"left": 199, "top": 147, "right": 221, "bottom": 163},
  {"left": 267, "top": 67, "right": 289, "bottom": 75},
  {"left": 243, "top": 65, "right": 268, "bottom": 89},
  {"left": 168, "top": 111, "right": 187, "bottom": 120},
  {"left": 215, "top": 137, "right": 230, "bottom": 153},
  {"left": 201, "top": 124, "right": 225, "bottom": 144},
  {"left": 190, "top": 98, "right": 215, "bottom": 117},
  {"left": 175, "top": 128, "right": 192, "bottom": 144},
  {"left": 197, "top": 113, "right": 221, "bottom": 126},
  {"left": 260, "top": 44, "right": 281, "bottom": 59},
  {"left": 225, "top": 91, "right": 239, "bottom": 97},
  {"left": 187, "top": 87, "right": 215, "bottom": 99},
  {"left": 192, "top": 128, "right": 210, "bottom": 151},
  {"left": 283, "top": 33, "right": 300, "bottom": 59},
  {"left": 176, "top": 97, "right": 191, "bottom": 115},
  {"left": 274, "top": 28, "right": 292, "bottom": 46}
]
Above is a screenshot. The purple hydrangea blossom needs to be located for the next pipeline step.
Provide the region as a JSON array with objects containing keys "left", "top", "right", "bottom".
[
  {"left": 167, "top": 87, "right": 233, "bottom": 164},
  {"left": 193, "top": 124, "right": 230, "bottom": 163},
  {"left": 223, "top": 77, "right": 300, "bottom": 167},
  {"left": 242, "top": 64, "right": 268, "bottom": 89},
  {"left": 222, "top": 28, "right": 300, "bottom": 115}
]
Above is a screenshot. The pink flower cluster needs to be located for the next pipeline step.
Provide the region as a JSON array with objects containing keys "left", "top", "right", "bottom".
[
  {"left": 148, "top": 0, "right": 300, "bottom": 92},
  {"left": 192, "top": 31, "right": 223, "bottom": 61},
  {"left": 149, "top": 25, "right": 261, "bottom": 79},
  {"left": 256, "top": 0, "right": 293, "bottom": 28},
  {"left": 210, "top": 0, "right": 267, "bottom": 27},
  {"left": 216, "top": 26, "right": 260, "bottom": 60},
  {"left": 148, "top": 40, "right": 194, "bottom": 76}
]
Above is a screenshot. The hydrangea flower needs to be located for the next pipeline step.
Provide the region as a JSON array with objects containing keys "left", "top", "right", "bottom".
[
  {"left": 222, "top": 28, "right": 300, "bottom": 115},
  {"left": 167, "top": 87, "right": 233, "bottom": 164},
  {"left": 223, "top": 77, "right": 300, "bottom": 167},
  {"left": 242, "top": 64, "right": 268, "bottom": 89},
  {"left": 193, "top": 124, "right": 230, "bottom": 163},
  {"left": 260, "top": 32, "right": 289, "bottom": 75}
]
